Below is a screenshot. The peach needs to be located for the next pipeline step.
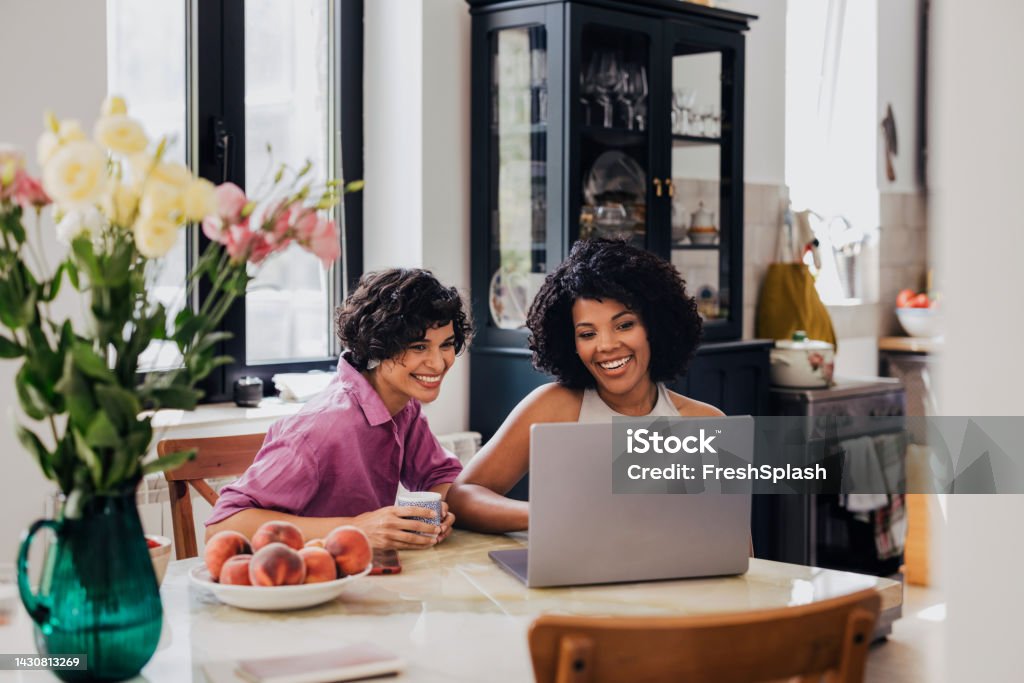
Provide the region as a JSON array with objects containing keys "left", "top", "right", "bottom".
[
  {"left": 249, "top": 542, "right": 306, "bottom": 586},
  {"left": 220, "top": 554, "right": 253, "bottom": 585},
  {"left": 304, "top": 538, "right": 325, "bottom": 549},
  {"left": 325, "top": 525, "right": 372, "bottom": 577},
  {"left": 299, "top": 547, "right": 338, "bottom": 584},
  {"left": 251, "top": 521, "right": 305, "bottom": 552},
  {"left": 204, "top": 530, "right": 252, "bottom": 581}
]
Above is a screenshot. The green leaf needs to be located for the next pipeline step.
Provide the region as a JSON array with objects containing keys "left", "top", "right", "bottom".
[
  {"left": 71, "top": 235, "right": 101, "bottom": 282},
  {"left": 65, "top": 259, "right": 80, "bottom": 290},
  {"left": 84, "top": 412, "right": 121, "bottom": 450},
  {"left": 172, "top": 308, "right": 202, "bottom": 350},
  {"left": 41, "top": 263, "right": 65, "bottom": 302},
  {"left": 56, "top": 353, "right": 96, "bottom": 431},
  {"left": 71, "top": 428, "right": 104, "bottom": 490},
  {"left": 141, "top": 448, "right": 195, "bottom": 476},
  {"left": 192, "top": 330, "right": 232, "bottom": 356},
  {"left": 71, "top": 342, "right": 115, "bottom": 383},
  {"left": 16, "top": 364, "right": 54, "bottom": 420},
  {"left": 0, "top": 334, "right": 22, "bottom": 358},
  {"left": 94, "top": 384, "right": 141, "bottom": 432},
  {"left": 344, "top": 179, "right": 365, "bottom": 193},
  {"left": 16, "top": 425, "right": 55, "bottom": 480},
  {"left": 148, "top": 385, "right": 202, "bottom": 411}
]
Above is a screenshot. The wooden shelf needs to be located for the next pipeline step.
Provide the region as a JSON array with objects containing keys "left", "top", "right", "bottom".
[{"left": 672, "top": 134, "right": 722, "bottom": 146}]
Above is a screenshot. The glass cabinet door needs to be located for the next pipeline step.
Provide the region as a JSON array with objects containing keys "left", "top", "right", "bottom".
[
  {"left": 575, "top": 18, "right": 654, "bottom": 250},
  {"left": 667, "top": 28, "right": 741, "bottom": 334},
  {"left": 487, "top": 24, "right": 549, "bottom": 330}
]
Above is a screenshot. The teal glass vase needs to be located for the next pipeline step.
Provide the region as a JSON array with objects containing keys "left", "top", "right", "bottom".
[{"left": 17, "top": 486, "right": 163, "bottom": 682}]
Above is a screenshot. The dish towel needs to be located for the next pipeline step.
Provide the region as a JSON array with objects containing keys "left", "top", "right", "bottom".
[{"left": 840, "top": 436, "right": 888, "bottom": 512}]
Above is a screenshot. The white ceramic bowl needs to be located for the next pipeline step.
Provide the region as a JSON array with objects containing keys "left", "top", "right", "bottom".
[
  {"left": 688, "top": 229, "right": 719, "bottom": 245},
  {"left": 895, "top": 307, "right": 942, "bottom": 338},
  {"left": 146, "top": 535, "right": 172, "bottom": 586},
  {"left": 189, "top": 563, "right": 371, "bottom": 611}
]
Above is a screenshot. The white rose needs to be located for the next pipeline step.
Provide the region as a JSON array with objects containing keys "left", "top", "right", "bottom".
[
  {"left": 139, "top": 180, "right": 183, "bottom": 221},
  {"left": 42, "top": 140, "right": 107, "bottom": 210},
  {"left": 101, "top": 95, "right": 128, "bottom": 117},
  {"left": 56, "top": 207, "right": 104, "bottom": 244},
  {"left": 37, "top": 132, "right": 60, "bottom": 166},
  {"left": 133, "top": 213, "right": 179, "bottom": 258},
  {"left": 182, "top": 177, "right": 217, "bottom": 221},
  {"left": 94, "top": 115, "right": 148, "bottom": 155},
  {"left": 58, "top": 120, "right": 86, "bottom": 144},
  {"left": 151, "top": 161, "right": 192, "bottom": 189},
  {"left": 101, "top": 182, "right": 139, "bottom": 227}
]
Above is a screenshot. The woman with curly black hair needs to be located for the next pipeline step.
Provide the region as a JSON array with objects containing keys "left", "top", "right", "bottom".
[
  {"left": 207, "top": 269, "right": 473, "bottom": 549},
  {"left": 448, "top": 239, "right": 721, "bottom": 532}
]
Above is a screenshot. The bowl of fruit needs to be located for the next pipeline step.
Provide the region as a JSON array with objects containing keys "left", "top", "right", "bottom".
[
  {"left": 192, "top": 522, "right": 372, "bottom": 611},
  {"left": 895, "top": 289, "right": 942, "bottom": 338}
]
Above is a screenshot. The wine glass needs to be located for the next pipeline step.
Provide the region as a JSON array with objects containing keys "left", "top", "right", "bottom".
[
  {"left": 620, "top": 65, "right": 648, "bottom": 131},
  {"left": 591, "top": 51, "right": 621, "bottom": 128}
]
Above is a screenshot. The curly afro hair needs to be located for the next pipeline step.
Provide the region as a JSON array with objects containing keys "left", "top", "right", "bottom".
[
  {"left": 527, "top": 239, "right": 702, "bottom": 388},
  {"left": 335, "top": 268, "right": 473, "bottom": 371}
]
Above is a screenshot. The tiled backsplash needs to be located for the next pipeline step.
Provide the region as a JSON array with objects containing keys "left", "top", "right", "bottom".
[
  {"left": 742, "top": 182, "right": 790, "bottom": 338},
  {"left": 878, "top": 191, "right": 929, "bottom": 335}
]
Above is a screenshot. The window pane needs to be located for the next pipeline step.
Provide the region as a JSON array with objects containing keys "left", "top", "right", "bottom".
[
  {"left": 106, "top": 0, "right": 187, "bottom": 371},
  {"left": 244, "top": 0, "right": 333, "bottom": 364}
]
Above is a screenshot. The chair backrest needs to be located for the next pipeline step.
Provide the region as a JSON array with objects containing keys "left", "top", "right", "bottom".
[
  {"left": 157, "top": 433, "right": 267, "bottom": 559},
  {"left": 529, "top": 589, "right": 881, "bottom": 683}
]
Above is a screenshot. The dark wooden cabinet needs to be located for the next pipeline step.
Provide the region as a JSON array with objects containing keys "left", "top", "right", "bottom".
[{"left": 466, "top": 0, "right": 762, "bottom": 437}]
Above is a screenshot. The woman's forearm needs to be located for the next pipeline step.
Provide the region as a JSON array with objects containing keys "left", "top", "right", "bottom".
[
  {"left": 448, "top": 482, "right": 528, "bottom": 533},
  {"left": 205, "top": 508, "right": 355, "bottom": 544}
]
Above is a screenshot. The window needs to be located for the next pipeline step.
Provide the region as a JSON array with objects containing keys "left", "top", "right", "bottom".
[
  {"left": 785, "top": 0, "right": 878, "bottom": 304},
  {"left": 106, "top": 0, "right": 363, "bottom": 400}
]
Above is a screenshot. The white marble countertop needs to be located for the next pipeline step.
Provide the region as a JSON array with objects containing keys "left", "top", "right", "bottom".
[{"left": 0, "top": 531, "right": 901, "bottom": 682}]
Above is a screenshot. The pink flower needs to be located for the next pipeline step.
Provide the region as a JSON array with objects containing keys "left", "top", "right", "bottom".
[
  {"left": 224, "top": 221, "right": 255, "bottom": 264},
  {"left": 292, "top": 210, "right": 319, "bottom": 243},
  {"left": 266, "top": 204, "right": 293, "bottom": 245},
  {"left": 307, "top": 217, "right": 340, "bottom": 268},
  {"left": 248, "top": 232, "right": 276, "bottom": 265},
  {"left": 14, "top": 172, "right": 51, "bottom": 209},
  {"left": 215, "top": 182, "right": 248, "bottom": 223},
  {"left": 202, "top": 215, "right": 228, "bottom": 244}
]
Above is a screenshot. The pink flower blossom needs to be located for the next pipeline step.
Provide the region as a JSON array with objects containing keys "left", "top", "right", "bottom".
[
  {"left": 307, "top": 217, "right": 340, "bottom": 268},
  {"left": 267, "top": 204, "right": 293, "bottom": 245},
  {"left": 202, "top": 215, "right": 228, "bottom": 244},
  {"left": 215, "top": 182, "right": 248, "bottom": 223},
  {"left": 292, "top": 210, "right": 319, "bottom": 243},
  {"left": 14, "top": 172, "right": 51, "bottom": 209}
]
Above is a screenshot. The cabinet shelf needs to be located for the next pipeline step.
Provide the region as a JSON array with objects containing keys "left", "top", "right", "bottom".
[
  {"left": 672, "top": 242, "right": 722, "bottom": 250},
  {"left": 581, "top": 125, "right": 647, "bottom": 147}
]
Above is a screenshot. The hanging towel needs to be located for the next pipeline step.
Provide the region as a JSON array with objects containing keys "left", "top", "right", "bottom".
[
  {"left": 755, "top": 263, "right": 837, "bottom": 348},
  {"left": 840, "top": 436, "right": 889, "bottom": 512}
]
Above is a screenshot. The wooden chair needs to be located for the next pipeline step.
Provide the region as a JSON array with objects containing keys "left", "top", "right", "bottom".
[
  {"left": 529, "top": 589, "right": 880, "bottom": 683},
  {"left": 157, "top": 433, "right": 267, "bottom": 559}
]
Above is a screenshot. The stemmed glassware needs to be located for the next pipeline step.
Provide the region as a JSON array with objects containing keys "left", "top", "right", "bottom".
[
  {"left": 617, "top": 64, "right": 648, "bottom": 131},
  {"left": 673, "top": 87, "right": 696, "bottom": 135},
  {"left": 590, "top": 51, "right": 620, "bottom": 128},
  {"left": 581, "top": 52, "right": 649, "bottom": 130}
]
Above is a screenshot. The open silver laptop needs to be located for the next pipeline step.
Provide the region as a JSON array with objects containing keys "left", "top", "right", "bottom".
[{"left": 490, "top": 419, "right": 753, "bottom": 588}]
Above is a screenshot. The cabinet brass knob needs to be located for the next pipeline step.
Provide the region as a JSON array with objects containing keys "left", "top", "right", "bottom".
[
  {"left": 653, "top": 178, "right": 663, "bottom": 197},
  {"left": 666, "top": 178, "right": 675, "bottom": 197}
]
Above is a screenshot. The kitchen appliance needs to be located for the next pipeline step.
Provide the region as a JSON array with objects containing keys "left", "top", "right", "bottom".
[
  {"left": 755, "top": 376, "right": 906, "bottom": 638},
  {"left": 770, "top": 331, "right": 835, "bottom": 388}
]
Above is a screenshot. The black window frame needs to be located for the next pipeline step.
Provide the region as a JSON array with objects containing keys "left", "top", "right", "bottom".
[{"left": 192, "top": 0, "right": 364, "bottom": 402}]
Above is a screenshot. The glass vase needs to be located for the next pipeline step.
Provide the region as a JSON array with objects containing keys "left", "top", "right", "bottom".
[{"left": 17, "top": 486, "right": 163, "bottom": 682}]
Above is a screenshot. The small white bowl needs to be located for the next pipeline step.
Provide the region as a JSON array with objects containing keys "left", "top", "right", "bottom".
[
  {"left": 895, "top": 307, "right": 943, "bottom": 338},
  {"left": 688, "top": 229, "right": 719, "bottom": 245},
  {"left": 147, "top": 535, "right": 172, "bottom": 586},
  {"left": 189, "top": 563, "right": 371, "bottom": 611}
]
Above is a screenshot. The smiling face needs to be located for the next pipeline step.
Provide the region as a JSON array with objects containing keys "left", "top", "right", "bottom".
[
  {"left": 571, "top": 298, "right": 653, "bottom": 404},
  {"left": 370, "top": 322, "right": 457, "bottom": 415}
]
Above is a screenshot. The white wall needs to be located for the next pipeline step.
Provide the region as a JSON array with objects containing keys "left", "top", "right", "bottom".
[
  {"left": 0, "top": 0, "right": 108, "bottom": 558},
  {"left": 932, "top": 1, "right": 1024, "bottom": 680},
  {"left": 364, "top": 0, "right": 471, "bottom": 434},
  {"left": 719, "top": 0, "right": 787, "bottom": 185},
  {"left": 877, "top": 0, "right": 920, "bottom": 194}
]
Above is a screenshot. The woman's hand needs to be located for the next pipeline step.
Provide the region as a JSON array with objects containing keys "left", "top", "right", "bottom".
[
  {"left": 436, "top": 502, "right": 455, "bottom": 544},
  {"left": 352, "top": 506, "right": 441, "bottom": 550}
]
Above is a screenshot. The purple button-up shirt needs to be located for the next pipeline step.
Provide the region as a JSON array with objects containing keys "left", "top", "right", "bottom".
[{"left": 206, "top": 356, "right": 463, "bottom": 526}]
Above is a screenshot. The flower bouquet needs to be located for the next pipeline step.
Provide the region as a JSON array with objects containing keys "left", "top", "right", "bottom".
[{"left": 0, "top": 97, "right": 359, "bottom": 681}]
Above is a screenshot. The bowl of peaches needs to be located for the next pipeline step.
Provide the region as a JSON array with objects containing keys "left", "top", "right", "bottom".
[
  {"left": 895, "top": 288, "right": 943, "bottom": 338},
  {"left": 190, "top": 521, "right": 372, "bottom": 611}
]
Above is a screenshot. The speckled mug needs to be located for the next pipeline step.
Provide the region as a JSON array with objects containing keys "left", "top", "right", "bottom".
[{"left": 396, "top": 491, "right": 443, "bottom": 533}]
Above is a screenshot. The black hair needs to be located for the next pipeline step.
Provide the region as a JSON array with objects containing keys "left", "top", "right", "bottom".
[
  {"left": 335, "top": 268, "right": 473, "bottom": 370},
  {"left": 526, "top": 239, "right": 702, "bottom": 388}
]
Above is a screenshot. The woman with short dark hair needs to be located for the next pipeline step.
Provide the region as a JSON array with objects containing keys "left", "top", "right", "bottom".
[
  {"left": 448, "top": 239, "right": 721, "bottom": 533},
  {"left": 206, "top": 269, "right": 473, "bottom": 549}
]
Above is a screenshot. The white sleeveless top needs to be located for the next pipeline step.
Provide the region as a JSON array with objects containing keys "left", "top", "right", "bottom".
[{"left": 577, "top": 383, "right": 681, "bottom": 423}]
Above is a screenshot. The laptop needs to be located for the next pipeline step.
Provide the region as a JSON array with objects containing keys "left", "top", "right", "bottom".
[{"left": 490, "top": 419, "right": 753, "bottom": 588}]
